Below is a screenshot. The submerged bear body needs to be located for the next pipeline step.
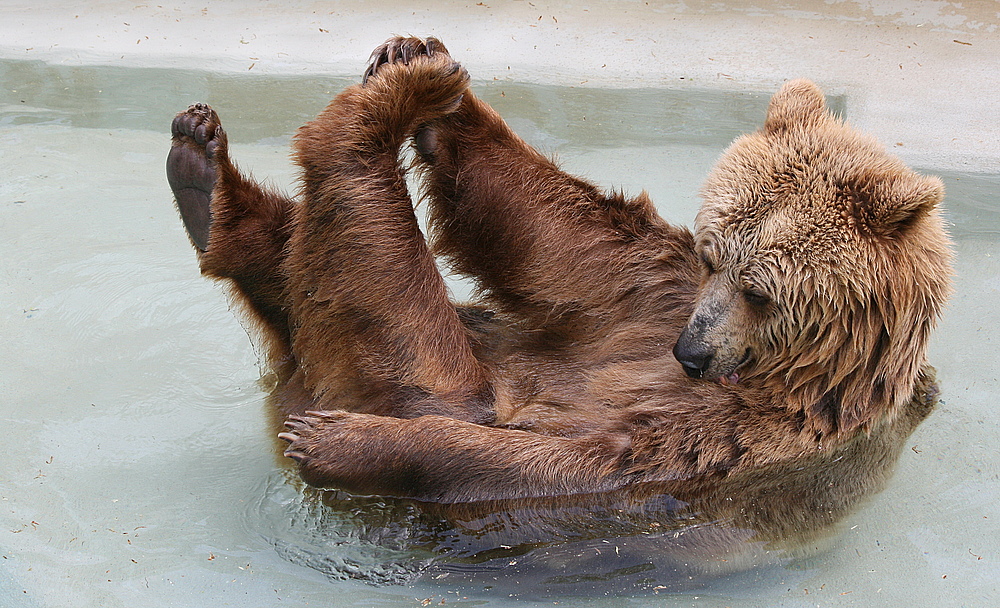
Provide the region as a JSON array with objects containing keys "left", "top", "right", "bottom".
[{"left": 166, "top": 37, "right": 951, "bottom": 579}]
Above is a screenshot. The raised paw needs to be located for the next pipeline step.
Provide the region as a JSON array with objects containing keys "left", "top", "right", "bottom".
[
  {"left": 166, "top": 103, "right": 228, "bottom": 251},
  {"left": 363, "top": 36, "right": 452, "bottom": 84}
]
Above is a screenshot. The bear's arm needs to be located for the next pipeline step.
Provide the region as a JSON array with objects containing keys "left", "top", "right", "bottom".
[
  {"left": 419, "top": 93, "right": 698, "bottom": 322},
  {"left": 280, "top": 411, "right": 635, "bottom": 502}
]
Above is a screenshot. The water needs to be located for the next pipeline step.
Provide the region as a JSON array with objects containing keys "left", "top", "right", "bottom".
[{"left": 1, "top": 60, "right": 998, "bottom": 607}]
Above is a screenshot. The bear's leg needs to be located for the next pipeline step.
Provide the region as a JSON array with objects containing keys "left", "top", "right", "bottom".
[
  {"left": 284, "top": 38, "right": 493, "bottom": 422},
  {"left": 280, "top": 410, "right": 633, "bottom": 501},
  {"left": 167, "top": 104, "right": 295, "bottom": 368},
  {"left": 416, "top": 91, "right": 695, "bottom": 326}
]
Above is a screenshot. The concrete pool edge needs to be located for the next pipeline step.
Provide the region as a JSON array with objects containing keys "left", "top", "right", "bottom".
[{"left": 2, "top": 1, "right": 999, "bottom": 174}]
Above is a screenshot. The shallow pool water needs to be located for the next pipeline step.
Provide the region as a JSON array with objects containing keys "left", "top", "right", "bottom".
[{"left": 2, "top": 60, "right": 999, "bottom": 607}]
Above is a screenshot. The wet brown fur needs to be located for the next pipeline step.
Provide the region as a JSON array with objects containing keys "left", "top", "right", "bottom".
[{"left": 167, "top": 39, "right": 951, "bottom": 526}]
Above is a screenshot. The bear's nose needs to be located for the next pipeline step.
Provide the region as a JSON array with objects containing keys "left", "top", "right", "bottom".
[{"left": 672, "top": 340, "right": 713, "bottom": 379}]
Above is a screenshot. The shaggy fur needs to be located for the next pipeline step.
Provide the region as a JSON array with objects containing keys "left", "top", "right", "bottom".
[{"left": 167, "top": 38, "right": 951, "bottom": 528}]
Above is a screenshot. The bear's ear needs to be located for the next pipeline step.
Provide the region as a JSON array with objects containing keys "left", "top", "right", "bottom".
[
  {"left": 764, "top": 79, "right": 828, "bottom": 133},
  {"left": 851, "top": 173, "right": 944, "bottom": 236}
]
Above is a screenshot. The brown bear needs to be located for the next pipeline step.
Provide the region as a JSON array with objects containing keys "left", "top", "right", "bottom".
[{"left": 166, "top": 37, "right": 951, "bottom": 555}]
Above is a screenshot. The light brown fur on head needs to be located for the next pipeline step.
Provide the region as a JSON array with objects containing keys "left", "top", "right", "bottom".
[{"left": 680, "top": 79, "right": 953, "bottom": 435}]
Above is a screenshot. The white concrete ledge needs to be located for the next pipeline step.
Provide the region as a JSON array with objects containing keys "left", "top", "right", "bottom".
[{"left": 2, "top": 0, "right": 997, "bottom": 172}]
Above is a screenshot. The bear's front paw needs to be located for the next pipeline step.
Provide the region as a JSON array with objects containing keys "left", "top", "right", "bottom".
[
  {"left": 363, "top": 36, "right": 453, "bottom": 84},
  {"left": 359, "top": 37, "right": 469, "bottom": 122},
  {"left": 279, "top": 410, "right": 347, "bottom": 464},
  {"left": 279, "top": 410, "right": 385, "bottom": 490},
  {"left": 166, "top": 104, "right": 229, "bottom": 251}
]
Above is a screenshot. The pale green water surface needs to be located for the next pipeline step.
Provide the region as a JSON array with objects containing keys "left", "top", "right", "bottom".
[{"left": 1, "top": 61, "right": 998, "bottom": 607}]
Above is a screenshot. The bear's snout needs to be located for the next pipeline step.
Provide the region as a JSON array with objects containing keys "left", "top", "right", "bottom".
[{"left": 673, "top": 330, "right": 714, "bottom": 379}]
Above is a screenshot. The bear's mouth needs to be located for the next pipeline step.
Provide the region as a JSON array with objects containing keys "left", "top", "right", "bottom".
[{"left": 717, "top": 348, "right": 752, "bottom": 386}]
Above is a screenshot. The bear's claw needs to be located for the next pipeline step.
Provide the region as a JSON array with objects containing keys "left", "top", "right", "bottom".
[
  {"left": 166, "top": 103, "right": 227, "bottom": 251},
  {"left": 279, "top": 412, "right": 342, "bottom": 459},
  {"left": 363, "top": 36, "right": 451, "bottom": 85},
  {"left": 279, "top": 411, "right": 362, "bottom": 479},
  {"left": 278, "top": 416, "right": 311, "bottom": 462}
]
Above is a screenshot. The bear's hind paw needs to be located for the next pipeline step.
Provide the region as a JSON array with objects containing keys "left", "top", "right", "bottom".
[{"left": 166, "top": 103, "right": 228, "bottom": 251}]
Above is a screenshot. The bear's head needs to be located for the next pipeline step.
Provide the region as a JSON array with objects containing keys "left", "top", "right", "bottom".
[{"left": 674, "top": 79, "right": 953, "bottom": 436}]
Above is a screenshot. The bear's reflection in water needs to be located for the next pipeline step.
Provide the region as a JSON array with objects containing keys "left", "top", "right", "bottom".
[{"left": 255, "top": 371, "right": 935, "bottom": 592}]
